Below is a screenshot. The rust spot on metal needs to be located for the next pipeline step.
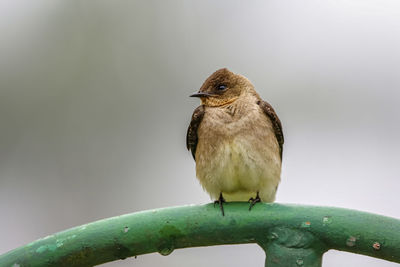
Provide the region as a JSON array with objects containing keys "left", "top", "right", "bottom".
[{"left": 373, "top": 242, "right": 381, "bottom": 250}]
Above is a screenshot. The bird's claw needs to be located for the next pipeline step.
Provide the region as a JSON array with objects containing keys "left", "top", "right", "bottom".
[
  {"left": 214, "top": 193, "right": 226, "bottom": 216},
  {"left": 248, "top": 193, "right": 261, "bottom": 211}
]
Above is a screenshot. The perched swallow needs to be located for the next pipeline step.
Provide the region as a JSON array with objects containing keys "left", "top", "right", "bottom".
[{"left": 187, "top": 68, "right": 284, "bottom": 215}]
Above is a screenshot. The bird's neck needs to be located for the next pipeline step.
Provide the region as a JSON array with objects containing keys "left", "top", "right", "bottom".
[{"left": 219, "top": 93, "right": 260, "bottom": 118}]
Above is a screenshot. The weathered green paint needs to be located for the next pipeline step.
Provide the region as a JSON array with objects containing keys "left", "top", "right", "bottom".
[
  {"left": 259, "top": 227, "right": 326, "bottom": 267},
  {"left": 0, "top": 203, "right": 399, "bottom": 266}
]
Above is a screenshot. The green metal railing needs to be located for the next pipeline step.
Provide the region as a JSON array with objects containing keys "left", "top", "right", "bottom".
[{"left": 1, "top": 203, "right": 400, "bottom": 266}]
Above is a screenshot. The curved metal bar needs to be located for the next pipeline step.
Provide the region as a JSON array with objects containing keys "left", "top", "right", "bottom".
[{"left": 0, "top": 203, "right": 399, "bottom": 266}]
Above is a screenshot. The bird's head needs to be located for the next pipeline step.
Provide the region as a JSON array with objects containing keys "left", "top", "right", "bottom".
[{"left": 190, "top": 68, "right": 255, "bottom": 107}]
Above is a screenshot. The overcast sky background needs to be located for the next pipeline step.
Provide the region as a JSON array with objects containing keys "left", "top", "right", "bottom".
[{"left": 1, "top": 1, "right": 400, "bottom": 266}]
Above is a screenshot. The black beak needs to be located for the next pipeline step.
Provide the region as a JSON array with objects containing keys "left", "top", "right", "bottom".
[{"left": 190, "top": 92, "right": 216, "bottom": 98}]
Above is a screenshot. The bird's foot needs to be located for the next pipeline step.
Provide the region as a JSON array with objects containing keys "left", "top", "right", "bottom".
[
  {"left": 214, "top": 193, "right": 226, "bottom": 216},
  {"left": 248, "top": 192, "right": 261, "bottom": 211}
]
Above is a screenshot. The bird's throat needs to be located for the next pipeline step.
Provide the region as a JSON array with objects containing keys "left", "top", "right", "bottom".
[{"left": 202, "top": 96, "right": 239, "bottom": 107}]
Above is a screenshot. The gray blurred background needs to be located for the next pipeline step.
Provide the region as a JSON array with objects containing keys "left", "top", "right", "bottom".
[{"left": 1, "top": 0, "right": 399, "bottom": 266}]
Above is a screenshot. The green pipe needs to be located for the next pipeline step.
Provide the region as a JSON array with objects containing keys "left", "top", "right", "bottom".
[{"left": 0, "top": 203, "right": 399, "bottom": 267}]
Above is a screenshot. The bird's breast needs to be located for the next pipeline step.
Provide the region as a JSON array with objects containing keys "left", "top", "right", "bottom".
[{"left": 195, "top": 106, "right": 281, "bottom": 201}]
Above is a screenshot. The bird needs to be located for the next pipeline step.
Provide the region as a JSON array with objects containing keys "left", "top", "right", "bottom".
[{"left": 186, "top": 68, "right": 284, "bottom": 216}]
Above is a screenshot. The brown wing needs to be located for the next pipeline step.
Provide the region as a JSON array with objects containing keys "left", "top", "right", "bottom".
[
  {"left": 257, "top": 100, "right": 284, "bottom": 159},
  {"left": 186, "top": 105, "right": 205, "bottom": 160}
]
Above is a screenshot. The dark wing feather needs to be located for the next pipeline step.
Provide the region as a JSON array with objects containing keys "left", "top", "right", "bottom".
[
  {"left": 186, "top": 105, "right": 205, "bottom": 160},
  {"left": 257, "top": 100, "right": 284, "bottom": 159}
]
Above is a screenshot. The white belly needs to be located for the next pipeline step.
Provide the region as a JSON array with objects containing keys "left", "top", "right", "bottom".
[{"left": 196, "top": 136, "right": 281, "bottom": 202}]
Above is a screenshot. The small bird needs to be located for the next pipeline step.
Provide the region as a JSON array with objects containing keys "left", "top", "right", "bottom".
[{"left": 187, "top": 68, "right": 284, "bottom": 215}]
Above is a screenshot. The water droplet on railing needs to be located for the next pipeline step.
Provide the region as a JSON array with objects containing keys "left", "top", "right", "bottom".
[
  {"left": 296, "top": 258, "right": 304, "bottom": 266},
  {"left": 158, "top": 246, "right": 174, "bottom": 256},
  {"left": 269, "top": 232, "right": 279, "bottom": 240},
  {"left": 322, "top": 216, "right": 332, "bottom": 225},
  {"left": 124, "top": 226, "right": 129, "bottom": 233},
  {"left": 346, "top": 236, "right": 357, "bottom": 247}
]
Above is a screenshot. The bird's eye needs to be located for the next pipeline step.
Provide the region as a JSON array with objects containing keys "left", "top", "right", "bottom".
[{"left": 217, "top": 84, "right": 227, "bottom": 91}]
